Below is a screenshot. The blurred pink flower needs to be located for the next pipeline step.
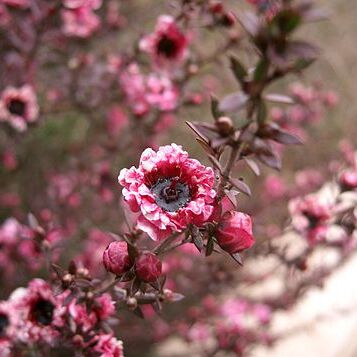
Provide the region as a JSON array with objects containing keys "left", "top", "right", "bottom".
[
  {"left": 140, "top": 15, "right": 188, "bottom": 67},
  {"left": 62, "top": 5, "right": 101, "bottom": 38},
  {"left": 0, "top": 85, "right": 39, "bottom": 132}
]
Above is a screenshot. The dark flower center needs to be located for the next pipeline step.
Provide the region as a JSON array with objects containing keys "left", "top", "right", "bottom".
[
  {"left": 0, "top": 313, "right": 9, "bottom": 336},
  {"left": 302, "top": 210, "right": 320, "bottom": 228},
  {"left": 30, "top": 298, "right": 55, "bottom": 326},
  {"left": 7, "top": 98, "right": 26, "bottom": 117},
  {"left": 151, "top": 177, "right": 191, "bottom": 212},
  {"left": 156, "top": 35, "right": 178, "bottom": 58}
]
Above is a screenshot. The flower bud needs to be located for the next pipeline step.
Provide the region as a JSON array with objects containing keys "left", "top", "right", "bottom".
[
  {"left": 216, "top": 211, "right": 254, "bottom": 254},
  {"left": 339, "top": 170, "right": 357, "bottom": 191},
  {"left": 209, "top": 2, "right": 224, "bottom": 14},
  {"left": 126, "top": 297, "right": 138, "bottom": 310},
  {"left": 221, "top": 11, "right": 236, "bottom": 27},
  {"left": 135, "top": 252, "right": 162, "bottom": 282},
  {"left": 216, "top": 116, "right": 234, "bottom": 136},
  {"left": 103, "top": 241, "right": 132, "bottom": 275}
]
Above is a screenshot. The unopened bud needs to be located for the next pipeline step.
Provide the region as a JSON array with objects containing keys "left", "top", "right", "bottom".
[
  {"left": 209, "top": 2, "right": 224, "bottom": 14},
  {"left": 77, "top": 268, "right": 90, "bottom": 279},
  {"left": 188, "top": 64, "right": 199, "bottom": 75},
  {"left": 216, "top": 116, "right": 234, "bottom": 136},
  {"left": 62, "top": 273, "right": 73, "bottom": 285},
  {"left": 221, "top": 11, "right": 236, "bottom": 27},
  {"left": 103, "top": 241, "right": 132, "bottom": 275},
  {"left": 135, "top": 252, "right": 162, "bottom": 282},
  {"left": 126, "top": 297, "right": 138, "bottom": 310},
  {"left": 86, "top": 291, "right": 94, "bottom": 300},
  {"left": 72, "top": 334, "right": 84, "bottom": 347},
  {"left": 163, "top": 289, "right": 173, "bottom": 301}
]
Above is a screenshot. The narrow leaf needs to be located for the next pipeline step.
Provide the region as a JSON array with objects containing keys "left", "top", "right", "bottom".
[
  {"left": 210, "top": 95, "right": 222, "bottom": 119},
  {"left": 206, "top": 238, "right": 214, "bottom": 256},
  {"left": 231, "top": 253, "right": 243, "bottom": 266},
  {"left": 244, "top": 157, "right": 260, "bottom": 176},
  {"left": 254, "top": 59, "right": 269, "bottom": 82},
  {"left": 219, "top": 92, "right": 248, "bottom": 112},
  {"left": 229, "top": 178, "right": 252, "bottom": 196},
  {"left": 208, "top": 155, "right": 223, "bottom": 172},
  {"left": 264, "top": 93, "right": 294, "bottom": 104},
  {"left": 230, "top": 57, "right": 247, "bottom": 84}
]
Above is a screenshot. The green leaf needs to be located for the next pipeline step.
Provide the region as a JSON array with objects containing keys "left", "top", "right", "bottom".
[
  {"left": 256, "top": 99, "right": 267, "bottom": 124},
  {"left": 230, "top": 56, "right": 247, "bottom": 85},
  {"left": 254, "top": 59, "right": 269, "bottom": 82},
  {"left": 210, "top": 95, "right": 222, "bottom": 120},
  {"left": 273, "top": 9, "right": 301, "bottom": 34}
]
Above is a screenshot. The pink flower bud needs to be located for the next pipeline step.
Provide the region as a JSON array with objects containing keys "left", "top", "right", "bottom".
[
  {"left": 340, "top": 170, "right": 357, "bottom": 190},
  {"left": 216, "top": 211, "right": 254, "bottom": 254},
  {"left": 135, "top": 252, "right": 162, "bottom": 282},
  {"left": 103, "top": 241, "right": 132, "bottom": 275}
]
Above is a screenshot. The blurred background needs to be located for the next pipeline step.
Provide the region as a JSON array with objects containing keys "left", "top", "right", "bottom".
[{"left": 0, "top": 0, "right": 356, "bottom": 356}]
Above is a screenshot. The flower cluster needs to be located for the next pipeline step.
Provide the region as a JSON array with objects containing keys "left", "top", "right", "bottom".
[
  {"left": 119, "top": 64, "right": 179, "bottom": 117},
  {"left": 0, "top": 0, "right": 352, "bottom": 356}
]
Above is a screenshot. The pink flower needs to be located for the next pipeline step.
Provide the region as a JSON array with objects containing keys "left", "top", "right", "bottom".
[
  {"left": 263, "top": 175, "right": 287, "bottom": 200},
  {"left": 0, "top": 301, "right": 18, "bottom": 343},
  {"left": 91, "top": 333, "right": 124, "bottom": 357},
  {"left": 103, "top": 241, "right": 133, "bottom": 275},
  {"left": 135, "top": 252, "right": 162, "bottom": 282},
  {"left": 76, "top": 229, "right": 113, "bottom": 275},
  {"left": 253, "top": 304, "right": 272, "bottom": 324},
  {"left": 216, "top": 211, "right": 254, "bottom": 254},
  {"left": 0, "top": 85, "right": 39, "bottom": 132},
  {"left": 67, "top": 293, "right": 115, "bottom": 333},
  {"left": 119, "top": 63, "right": 178, "bottom": 116},
  {"left": 289, "top": 195, "right": 330, "bottom": 231},
  {"left": 61, "top": 4, "right": 101, "bottom": 38},
  {"left": 289, "top": 195, "right": 331, "bottom": 245},
  {"left": 340, "top": 170, "right": 357, "bottom": 191},
  {"left": 9, "top": 279, "right": 65, "bottom": 345},
  {"left": 118, "top": 144, "right": 216, "bottom": 241},
  {"left": 145, "top": 74, "right": 179, "bottom": 111},
  {"left": 139, "top": 15, "right": 188, "bottom": 67}
]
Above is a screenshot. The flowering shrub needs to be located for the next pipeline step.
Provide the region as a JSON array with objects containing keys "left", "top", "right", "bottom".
[{"left": 0, "top": 0, "right": 355, "bottom": 356}]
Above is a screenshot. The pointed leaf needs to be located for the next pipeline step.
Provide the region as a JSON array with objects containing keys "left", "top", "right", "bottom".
[
  {"left": 169, "top": 293, "right": 185, "bottom": 302},
  {"left": 244, "top": 157, "right": 260, "bottom": 176},
  {"left": 210, "top": 95, "right": 222, "bottom": 120},
  {"left": 224, "top": 189, "right": 239, "bottom": 207},
  {"left": 230, "top": 57, "right": 247, "bottom": 85},
  {"left": 208, "top": 155, "right": 223, "bottom": 173},
  {"left": 264, "top": 93, "right": 294, "bottom": 104},
  {"left": 229, "top": 178, "right": 252, "bottom": 196},
  {"left": 257, "top": 151, "right": 282, "bottom": 170},
  {"left": 236, "top": 12, "right": 260, "bottom": 37},
  {"left": 272, "top": 129, "right": 303, "bottom": 145},
  {"left": 231, "top": 253, "right": 243, "bottom": 266},
  {"left": 254, "top": 59, "right": 269, "bottom": 82},
  {"left": 219, "top": 92, "right": 248, "bottom": 112},
  {"left": 206, "top": 238, "right": 214, "bottom": 256}
]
